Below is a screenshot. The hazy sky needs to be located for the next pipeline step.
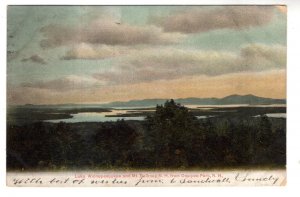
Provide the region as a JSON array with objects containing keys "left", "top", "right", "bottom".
[{"left": 7, "top": 6, "right": 287, "bottom": 104}]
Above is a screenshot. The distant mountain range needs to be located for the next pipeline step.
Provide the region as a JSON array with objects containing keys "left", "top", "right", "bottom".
[
  {"left": 21, "top": 94, "right": 286, "bottom": 108},
  {"left": 100, "top": 94, "right": 286, "bottom": 108}
]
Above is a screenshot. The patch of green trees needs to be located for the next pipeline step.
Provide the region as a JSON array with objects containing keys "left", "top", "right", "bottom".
[{"left": 7, "top": 100, "right": 286, "bottom": 170}]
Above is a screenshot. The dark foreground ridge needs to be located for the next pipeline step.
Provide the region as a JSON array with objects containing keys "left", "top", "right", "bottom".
[{"left": 7, "top": 100, "right": 286, "bottom": 171}]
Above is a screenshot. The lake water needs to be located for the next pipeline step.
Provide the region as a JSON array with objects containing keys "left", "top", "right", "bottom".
[
  {"left": 46, "top": 112, "right": 145, "bottom": 123},
  {"left": 47, "top": 113, "right": 217, "bottom": 123},
  {"left": 253, "top": 113, "right": 286, "bottom": 118},
  {"left": 45, "top": 105, "right": 286, "bottom": 123},
  {"left": 196, "top": 115, "right": 215, "bottom": 119},
  {"left": 46, "top": 106, "right": 197, "bottom": 123}
]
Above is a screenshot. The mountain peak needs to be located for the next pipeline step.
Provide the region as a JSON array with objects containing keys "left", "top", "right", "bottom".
[
  {"left": 100, "top": 94, "right": 285, "bottom": 107},
  {"left": 223, "top": 94, "right": 257, "bottom": 99}
]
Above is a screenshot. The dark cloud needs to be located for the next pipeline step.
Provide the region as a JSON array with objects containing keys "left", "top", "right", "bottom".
[
  {"left": 21, "top": 75, "right": 104, "bottom": 91},
  {"left": 93, "top": 44, "right": 286, "bottom": 84},
  {"left": 7, "top": 50, "right": 19, "bottom": 62},
  {"left": 22, "top": 54, "right": 47, "bottom": 64},
  {"left": 151, "top": 6, "right": 275, "bottom": 33},
  {"left": 40, "top": 19, "right": 184, "bottom": 48},
  {"left": 240, "top": 44, "right": 286, "bottom": 71}
]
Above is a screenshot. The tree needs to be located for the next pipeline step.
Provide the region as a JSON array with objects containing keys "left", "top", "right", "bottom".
[
  {"left": 253, "top": 115, "right": 273, "bottom": 164},
  {"left": 7, "top": 121, "right": 83, "bottom": 170},
  {"left": 94, "top": 120, "right": 139, "bottom": 167},
  {"left": 145, "top": 99, "right": 202, "bottom": 168}
]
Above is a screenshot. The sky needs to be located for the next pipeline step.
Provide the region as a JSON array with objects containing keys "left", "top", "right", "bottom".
[{"left": 7, "top": 5, "right": 287, "bottom": 105}]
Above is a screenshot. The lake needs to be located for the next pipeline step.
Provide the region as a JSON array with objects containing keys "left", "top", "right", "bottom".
[
  {"left": 45, "top": 109, "right": 148, "bottom": 123},
  {"left": 47, "top": 112, "right": 218, "bottom": 123},
  {"left": 44, "top": 105, "right": 286, "bottom": 123},
  {"left": 196, "top": 115, "right": 215, "bottom": 119},
  {"left": 45, "top": 106, "right": 216, "bottom": 123},
  {"left": 253, "top": 113, "right": 286, "bottom": 118}
]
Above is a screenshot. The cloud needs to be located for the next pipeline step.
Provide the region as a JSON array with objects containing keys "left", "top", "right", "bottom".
[
  {"left": 40, "top": 19, "right": 184, "bottom": 48},
  {"left": 62, "top": 43, "right": 131, "bottom": 60},
  {"left": 93, "top": 50, "right": 238, "bottom": 83},
  {"left": 151, "top": 6, "right": 275, "bottom": 33},
  {"left": 21, "top": 75, "right": 105, "bottom": 91},
  {"left": 21, "top": 54, "right": 47, "bottom": 64},
  {"left": 16, "top": 44, "right": 286, "bottom": 93},
  {"left": 240, "top": 44, "right": 286, "bottom": 71},
  {"left": 93, "top": 44, "right": 286, "bottom": 84}
]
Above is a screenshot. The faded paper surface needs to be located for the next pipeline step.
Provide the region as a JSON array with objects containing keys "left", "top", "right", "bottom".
[
  {"left": 7, "top": 5, "right": 286, "bottom": 187},
  {"left": 7, "top": 170, "right": 286, "bottom": 187}
]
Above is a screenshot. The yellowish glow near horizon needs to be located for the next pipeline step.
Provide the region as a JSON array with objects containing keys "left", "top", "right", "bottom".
[{"left": 8, "top": 70, "right": 286, "bottom": 105}]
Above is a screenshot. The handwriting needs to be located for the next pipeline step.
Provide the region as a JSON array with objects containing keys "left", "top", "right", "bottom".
[
  {"left": 13, "top": 178, "right": 43, "bottom": 185},
  {"left": 135, "top": 177, "right": 164, "bottom": 186},
  {"left": 9, "top": 172, "right": 283, "bottom": 186},
  {"left": 178, "top": 177, "right": 230, "bottom": 184},
  {"left": 235, "top": 173, "right": 279, "bottom": 185}
]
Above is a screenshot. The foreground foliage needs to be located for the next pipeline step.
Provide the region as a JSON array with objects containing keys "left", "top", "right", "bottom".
[{"left": 7, "top": 100, "right": 286, "bottom": 170}]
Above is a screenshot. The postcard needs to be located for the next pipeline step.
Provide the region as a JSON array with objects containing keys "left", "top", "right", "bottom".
[{"left": 6, "top": 5, "right": 287, "bottom": 187}]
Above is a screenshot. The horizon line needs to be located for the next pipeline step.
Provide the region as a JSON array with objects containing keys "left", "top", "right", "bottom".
[{"left": 7, "top": 94, "right": 287, "bottom": 106}]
